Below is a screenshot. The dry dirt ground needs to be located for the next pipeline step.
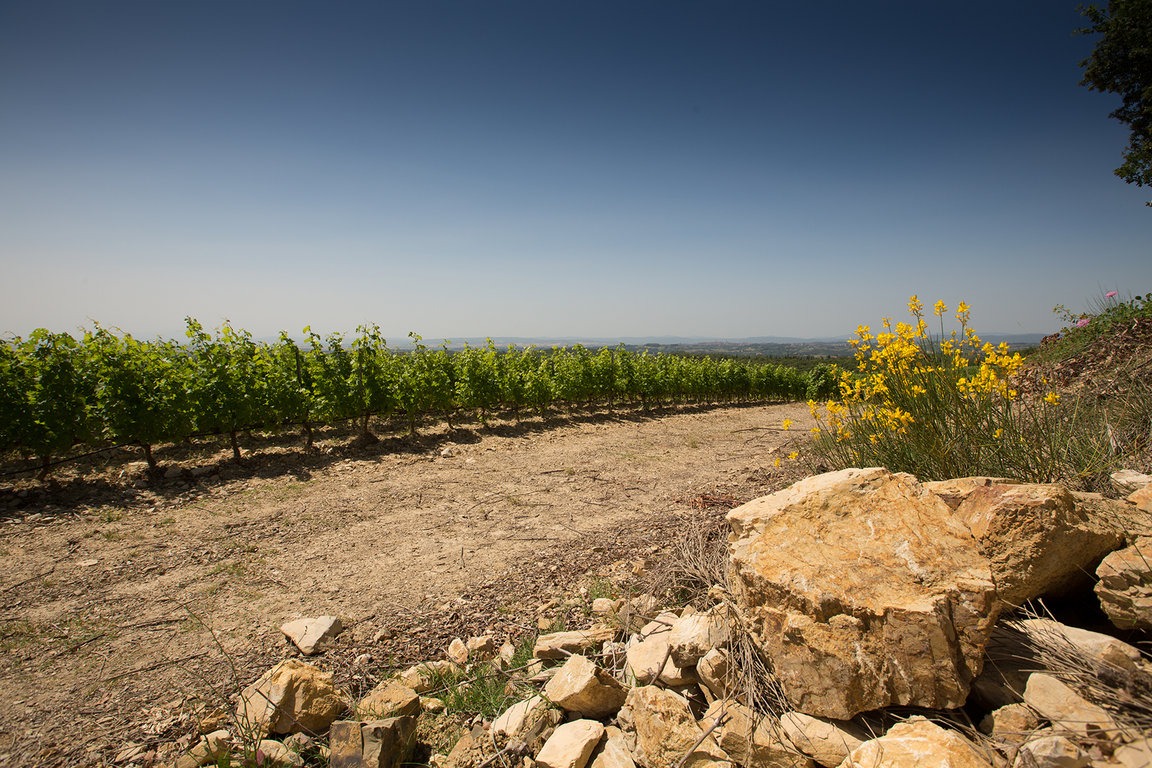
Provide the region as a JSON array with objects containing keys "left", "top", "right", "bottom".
[{"left": 0, "top": 401, "right": 815, "bottom": 766}]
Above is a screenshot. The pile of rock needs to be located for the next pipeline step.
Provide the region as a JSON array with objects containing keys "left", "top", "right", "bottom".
[{"left": 167, "top": 467, "right": 1152, "bottom": 768}]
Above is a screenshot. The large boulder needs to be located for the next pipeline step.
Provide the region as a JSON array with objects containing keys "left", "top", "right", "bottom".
[
  {"left": 727, "top": 468, "right": 999, "bottom": 719},
  {"left": 236, "top": 659, "right": 346, "bottom": 736},
  {"left": 954, "top": 483, "right": 1124, "bottom": 606},
  {"left": 1095, "top": 536, "right": 1152, "bottom": 630}
]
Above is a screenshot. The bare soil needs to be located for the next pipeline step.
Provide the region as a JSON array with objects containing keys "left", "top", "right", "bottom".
[{"left": 0, "top": 402, "right": 815, "bottom": 767}]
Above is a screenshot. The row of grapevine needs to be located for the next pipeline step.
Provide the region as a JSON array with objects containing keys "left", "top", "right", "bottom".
[{"left": 0, "top": 320, "right": 828, "bottom": 476}]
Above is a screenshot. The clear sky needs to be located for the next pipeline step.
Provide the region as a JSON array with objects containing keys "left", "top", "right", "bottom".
[{"left": 1, "top": 1, "right": 1149, "bottom": 342}]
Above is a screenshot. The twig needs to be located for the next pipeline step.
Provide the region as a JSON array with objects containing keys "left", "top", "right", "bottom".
[
  {"left": 675, "top": 707, "right": 729, "bottom": 768},
  {"left": 1, "top": 563, "right": 56, "bottom": 593},
  {"left": 101, "top": 651, "right": 210, "bottom": 682},
  {"left": 55, "top": 631, "right": 106, "bottom": 656}
]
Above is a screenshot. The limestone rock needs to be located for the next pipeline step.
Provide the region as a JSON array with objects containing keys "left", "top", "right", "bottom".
[
  {"left": 625, "top": 617, "right": 698, "bottom": 686},
  {"left": 236, "top": 659, "right": 346, "bottom": 736},
  {"left": 1012, "top": 732, "right": 1088, "bottom": 768},
  {"left": 281, "top": 616, "right": 343, "bottom": 655},
  {"left": 779, "top": 711, "right": 867, "bottom": 768},
  {"left": 1115, "top": 737, "right": 1152, "bottom": 768},
  {"left": 466, "top": 635, "right": 495, "bottom": 659},
  {"left": 924, "top": 477, "right": 1020, "bottom": 510},
  {"left": 543, "top": 654, "right": 627, "bottom": 718},
  {"left": 592, "top": 598, "right": 621, "bottom": 616},
  {"left": 701, "top": 701, "right": 814, "bottom": 767},
  {"left": 978, "top": 703, "right": 1040, "bottom": 749},
  {"left": 398, "top": 661, "right": 458, "bottom": 693},
  {"left": 329, "top": 717, "right": 417, "bottom": 768},
  {"left": 256, "top": 739, "right": 304, "bottom": 767},
  {"left": 1022, "top": 673, "right": 1119, "bottom": 738},
  {"left": 535, "top": 720, "right": 605, "bottom": 768},
  {"left": 954, "top": 483, "right": 1124, "bottom": 606},
  {"left": 590, "top": 726, "right": 636, "bottom": 768},
  {"left": 1016, "top": 618, "right": 1143, "bottom": 672},
  {"left": 448, "top": 637, "right": 469, "bottom": 665},
  {"left": 618, "top": 686, "right": 730, "bottom": 768},
  {"left": 534, "top": 627, "right": 616, "bottom": 659},
  {"left": 728, "top": 468, "right": 999, "bottom": 719},
  {"left": 1112, "top": 470, "right": 1152, "bottom": 495},
  {"left": 1096, "top": 537, "right": 1152, "bottom": 631},
  {"left": 498, "top": 641, "right": 517, "bottom": 667},
  {"left": 1131, "top": 486, "right": 1152, "bottom": 513},
  {"left": 697, "top": 648, "right": 732, "bottom": 701},
  {"left": 839, "top": 717, "right": 994, "bottom": 768},
  {"left": 669, "top": 609, "right": 730, "bottom": 667},
  {"left": 179, "top": 729, "right": 231, "bottom": 767},
  {"left": 355, "top": 681, "right": 420, "bottom": 719},
  {"left": 493, "top": 695, "right": 550, "bottom": 740}
]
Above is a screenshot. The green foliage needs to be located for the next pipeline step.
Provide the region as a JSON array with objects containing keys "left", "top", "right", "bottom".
[
  {"left": 1079, "top": 1, "right": 1152, "bottom": 193},
  {"left": 1044, "top": 291, "right": 1152, "bottom": 362},
  {"left": 0, "top": 320, "right": 836, "bottom": 477}
]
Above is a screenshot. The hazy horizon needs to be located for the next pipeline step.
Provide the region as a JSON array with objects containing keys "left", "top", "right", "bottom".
[{"left": 2, "top": 2, "right": 1149, "bottom": 342}]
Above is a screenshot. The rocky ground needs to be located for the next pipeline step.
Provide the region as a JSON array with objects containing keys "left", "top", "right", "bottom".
[{"left": 0, "top": 401, "right": 815, "bottom": 767}]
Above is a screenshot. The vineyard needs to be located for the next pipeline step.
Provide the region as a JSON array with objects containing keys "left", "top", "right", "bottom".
[{"left": 0, "top": 320, "right": 839, "bottom": 477}]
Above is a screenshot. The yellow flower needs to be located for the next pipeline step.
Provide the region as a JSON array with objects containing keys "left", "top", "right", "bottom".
[
  {"left": 907, "top": 295, "right": 923, "bottom": 316},
  {"left": 1043, "top": 392, "right": 1060, "bottom": 405},
  {"left": 933, "top": 300, "right": 948, "bottom": 317},
  {"left": 781, "top": 419, "right": 793, "bottom": 431},
  {"left": 773, "top": 458, "right": 781, "bottom": 468},
  {"left": 993, "top": 428, "right": 1003, "bottom": 439},
  {"left": 810, "top": 427, "right": 821, "bottom": 435},
  {"left": 955, "top": 302, "right": 971, "bottom": 324},
  {"left": 788, "top": 451, "right": 799, "bottom": 461}
]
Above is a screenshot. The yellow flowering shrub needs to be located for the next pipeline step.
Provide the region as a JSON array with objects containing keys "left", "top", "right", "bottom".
[{"left": 809, "top": 297, "right": 1076, "bottom": 481}]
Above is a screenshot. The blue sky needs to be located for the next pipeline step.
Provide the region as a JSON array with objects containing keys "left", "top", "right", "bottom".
[{"left": 1, "top": 1, "right": 1148, "bottom": 342}]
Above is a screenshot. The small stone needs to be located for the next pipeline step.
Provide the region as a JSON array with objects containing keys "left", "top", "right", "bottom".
[
  {"left": 1096, "top": 537, "right": 1152, "bottom": 631},
  {"left": 543, "top": 654, "right": 628, "bottom": 718},
  {"left": 421, "top": 697, "right": 445, "bottom": 713},
  {"left": 1012, "top": 732, "right": 1088, "bottom": 768},
  {"left": 619, "top": 686, "right": 728, "bottom": 768},
  {"left": 591, "top": 598, "right": 617, "bottom": 615},
  {"left": 236, "top": 659, "right": 346, "bottom": 736},
  {"left": 696, "top": 648, "right": 732, "bottom": 701},
  {"left": 329, "top": 717, "right": 417, "bottom": 768},
  {"left": 493, "top": 696, "right": 549, "bottom": 739},
  {"left": 978, "top": 703, "right": 1040, "bottom": 748},
  {"left": 841, "top": 717, "right": 994, "bottom": 768},
  {"left": 535, "top": 720, "right": 605, "bottom": 768},
  {"left": 589, "top": 726, "right": 635, "bottom": 768},
  {"left": 164, "top": 466, "right": 184, "bottom": 479},
  {"left": 256, "top": 740, "right": 304, "bottom": 767},
  {"left": 1112, "top": 470, "right": 1152, "bottom": 494},
  {"left": 448, "top": 637, "right": 469, "bottom": 665},
  {"left": 498, "top": 641, "right": 517, "bottom": 667},
  {"left": 356, "top": 681, "right": 420, "bottom": 719},
  {"left": 534, "top": 627, "right": 616, "bottom": 659},
  {"left": 353, "top": 654, "right": 373, "bottom": 669},
  {"left": 779, "top": 711, "right": 865, "bottom": 767},
  {"left": 668, "top": 609, "right": 729, "bottom": 667},
  {"left": 1023, "top": 673, "right": 1119, "bottom": 738},
  {"left": 441, "top": 447, "right": 455, "bottom": 458},
  {"left": 398, "top": 661, "right": 457, "bottom": 693},
  {"left": 280, "top": 616, "right": 343, "bottom": 655},
  {"left": 466, "top": 635, "right": 495, "bottom": 659}
]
